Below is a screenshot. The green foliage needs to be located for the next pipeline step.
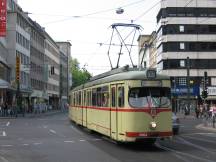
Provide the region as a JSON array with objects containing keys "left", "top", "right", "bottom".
[{"left": 70, "top": 58, "right": 92, "bottom": 88}]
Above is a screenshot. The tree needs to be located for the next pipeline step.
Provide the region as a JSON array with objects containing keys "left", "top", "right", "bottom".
[{"left": 70, "top": 58, "right": 92, "bottom": 88}]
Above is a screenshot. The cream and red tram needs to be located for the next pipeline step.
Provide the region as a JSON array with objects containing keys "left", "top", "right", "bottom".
[{"left": 69, "top": 67, "right": 172, "bottom": 143}]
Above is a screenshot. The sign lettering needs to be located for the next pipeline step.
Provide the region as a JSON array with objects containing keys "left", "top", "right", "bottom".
[{"left": 0, "top": 0, "right": 6, "bottom": 37}]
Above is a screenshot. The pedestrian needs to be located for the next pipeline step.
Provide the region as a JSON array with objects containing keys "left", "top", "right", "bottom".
[{"left": 195, "top": 106, "right": 200, "bottom": 119}]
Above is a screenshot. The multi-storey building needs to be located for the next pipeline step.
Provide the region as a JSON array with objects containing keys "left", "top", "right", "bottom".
[
  {"left": 0, "top": 0, "right": 72, "bottom": 113},
  {"left": 56, "top": 42, "right": 72, "bottom": 107},
  {"left": 0, "top": 0, "right": 31, "bottom": 108},
  {"left": 7, "top": 4, "right": 31, "bottom": 107},
  {"left": 138, "top": 32, "right": 157, "bottom": 69},
  {"left": 44, "top": 32, "right": 60, "bottom": 109},
  {"left": 155, "top": 0, "right": 216, "bottom": 110},
  {"left": 28, "top": 19, "right": 47, "bottom": 104}
]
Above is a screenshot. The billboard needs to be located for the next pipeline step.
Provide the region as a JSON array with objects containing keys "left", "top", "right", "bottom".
[{"left": 0, "top": 0, "right": 6, "bottom": 37}]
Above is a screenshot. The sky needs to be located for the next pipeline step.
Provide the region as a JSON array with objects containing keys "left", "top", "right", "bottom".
[{"left": 17, "top": 0, "right": 161, "bottom": 76}]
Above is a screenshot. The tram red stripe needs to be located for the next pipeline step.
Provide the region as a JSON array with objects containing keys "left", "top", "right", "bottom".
[{"left": 126, "top": 131, "right": 173, "bottom": 137}]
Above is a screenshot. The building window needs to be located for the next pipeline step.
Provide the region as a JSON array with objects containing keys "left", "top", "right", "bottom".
[
  {"left": 180, "top": 60, "right": 185, "bottom": 67},
  {"left": 179, "top": 25, "right": 184, "bottom": 33},
  {"left": 179, "top": 78, "right": 186, "bottom": 85},
  {"left": 180, "top": 43, "right": 185, "bottom": 50}
]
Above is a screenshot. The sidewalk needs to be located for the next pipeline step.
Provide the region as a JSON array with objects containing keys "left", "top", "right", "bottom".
[
  {"left": 0, "top": 110, "right": 66, "bottom": 119},
  {"left": 25, "top": 110, "right": 64, "bottom": 118},
  {"left": 176, "top": 112, "right": 216, "bottom": 132}
]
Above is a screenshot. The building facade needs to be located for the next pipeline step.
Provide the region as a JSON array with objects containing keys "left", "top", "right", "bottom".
[
  {"left": 138, "top": 32, "right": 157, "bottom": 69},
  {"left": 56, "top": 42, "right": 72, "bottom": 107},
  {"left": 156, "top": 0, "right": 216, "bottom": 111},
  {"left": 44, "top": 32, "right": 60, "bottom": 109},
  {"left": 0, "top": 0, "right": 72, "bottom": 114}
]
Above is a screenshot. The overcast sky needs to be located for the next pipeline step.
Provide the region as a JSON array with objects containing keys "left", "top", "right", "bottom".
[{"left": 18, "top": 0, "right": 160, "bottom": 75}]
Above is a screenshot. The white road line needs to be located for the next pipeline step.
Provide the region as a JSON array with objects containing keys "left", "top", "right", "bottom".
[
  {"left": 49, "top": 129, "right": 56, "bottom": 134},
  {"left": 33, "top": 142, "right": 42, "bottom": 145},
  {"left": 2, "top": 131, "right": 6, "bottom": 137},
  {"left": 64, "top": 141, "right": 74, "bottom": 143},
  {"left": 91, "top": 138, "right": 102, "bottom": 141},
  {"left": 79, "top": 139, "right": 86, "bottom": 142},
  {"left": 22, "top": 144, "right": 29, "bottom": 146},
  {"left": 1, "top": 145, "right": 12, "bottom": 147},
  {"left": 6, "top": 122, "right": 10, "bottom": 127},
  {"left": 43, "top": 125, "right": 48, "bottom": 129}
]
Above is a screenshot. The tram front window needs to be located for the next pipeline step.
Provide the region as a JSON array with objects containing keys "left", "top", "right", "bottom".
[{"left": 129, "top": 87, "right": 171, "bottom": 108}]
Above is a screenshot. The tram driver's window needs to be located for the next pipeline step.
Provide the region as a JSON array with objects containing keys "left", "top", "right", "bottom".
[{"left": 118, "top": 86, "right": 124, "bottom": 107}]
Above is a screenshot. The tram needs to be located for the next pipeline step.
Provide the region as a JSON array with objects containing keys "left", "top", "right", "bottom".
[{"left": 69, "top": 67, "right": 173, "bottom": 143}]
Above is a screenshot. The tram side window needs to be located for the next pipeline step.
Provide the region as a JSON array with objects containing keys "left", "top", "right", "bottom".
[
  {"left": 78, "top": 91, "right": 82, "bottom": 106},
  {"left": 92, "top": 89, "right": 97, "bottom": 106},
  {"left": 101, "top": 86, "right": 109, "bottom": 107},
  {"left": 87, "top": 91, "right": 91, "bottom": 106},
  {"left": 111, "top": 87, "right": 116, "bottom": 107},
  {"left": 118, "top": 86, "right": 124, "bottom": 107},
  {"left": 97, "top": 87, "right": 102, "bottom": 107}
]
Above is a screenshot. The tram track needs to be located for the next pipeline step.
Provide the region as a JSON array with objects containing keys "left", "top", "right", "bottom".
[{"left": 155, "top": 142, "right": 215, "bottom": 162}]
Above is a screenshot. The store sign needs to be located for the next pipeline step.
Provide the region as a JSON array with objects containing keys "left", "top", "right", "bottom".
[{"left": 0, "top": 0, "right": 6, "bottom": 37}]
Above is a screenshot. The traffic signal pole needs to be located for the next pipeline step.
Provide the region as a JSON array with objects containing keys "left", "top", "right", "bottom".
[{"left": 186, "top": 57, "right": 190, "bottom": 114}]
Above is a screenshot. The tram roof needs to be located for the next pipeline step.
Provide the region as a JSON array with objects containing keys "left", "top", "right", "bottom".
[{"left": 72, "top": 67, "right": 170, "bottom": 91}]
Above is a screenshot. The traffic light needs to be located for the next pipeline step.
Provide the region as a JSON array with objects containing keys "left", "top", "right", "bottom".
[
  {"left": 16, "top": 56, "right": 20, "bottom": 82},
  {"left": 201, "top": 89, "right": 208, "bottom": 99},
  {"left": 204, "top": 71, "right": 208, "bottom": 86}
]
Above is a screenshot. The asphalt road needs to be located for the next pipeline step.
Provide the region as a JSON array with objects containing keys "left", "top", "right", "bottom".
[{"left": 0, "top": 113, "right": 216, "bottom": 162}]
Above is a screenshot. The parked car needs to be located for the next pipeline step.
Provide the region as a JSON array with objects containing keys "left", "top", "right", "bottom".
[{"left": 172, "top": 113, "right": 180, "bottom": 135}]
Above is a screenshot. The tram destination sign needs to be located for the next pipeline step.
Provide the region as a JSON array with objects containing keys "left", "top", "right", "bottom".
[{"left": 141, "top": 80, "right": 162, "bottom": 87}]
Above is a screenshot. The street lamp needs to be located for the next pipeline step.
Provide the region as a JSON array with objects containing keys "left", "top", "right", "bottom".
[{"left": 116, "top": 8, "right": 124, "bottom": 14}]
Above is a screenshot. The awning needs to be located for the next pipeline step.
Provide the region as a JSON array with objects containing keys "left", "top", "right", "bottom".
[{"left": 0, "top": 79, "right": 10, "bottom": 89}]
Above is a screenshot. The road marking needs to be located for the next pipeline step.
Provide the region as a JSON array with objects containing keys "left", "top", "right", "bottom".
[
  {"left": 64, "top": 141, "right": 74, "bottom": 143},
  {"left": 49, "top": 129, "right": 56, "bottom": 134},
  {"left": 43, "top": 125, "right": 48, "bottom": 129},
  {"left": 2, "top": 131, "right": 6, "bottom": 137},
  {"left": 22, "top": 144, "right": 29, "bottom": 146},
  {"left": 1, "top": 145, "right": 12, "bottom": 147},
  {"left": 33, "top": 142, "right": 42, "bottom": 145},
  {"left": 91, "top": 138, "right": 102, "bottom": 141},
  {"left": 6, "top": 122, "right": 10, "bottom": 127},
  {"left": 79, "top": 139, "right": 86, "bottom": 142}
]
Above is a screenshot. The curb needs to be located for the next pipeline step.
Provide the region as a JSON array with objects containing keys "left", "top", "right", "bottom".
[
  {"left": 196, "top": 124, "right": 216, "bottom": 132},
  {"left": 26, "top": 111, "right": 63, "bottom": 118}
]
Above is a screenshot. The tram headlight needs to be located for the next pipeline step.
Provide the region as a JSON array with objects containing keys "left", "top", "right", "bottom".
[{"left": 150, "top": 121, "right": 157, "bottom": 130}]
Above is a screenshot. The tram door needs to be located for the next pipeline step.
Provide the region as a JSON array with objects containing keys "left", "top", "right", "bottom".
[{"left": 110, "top": 84, "right": 124, "bottom": 140}]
